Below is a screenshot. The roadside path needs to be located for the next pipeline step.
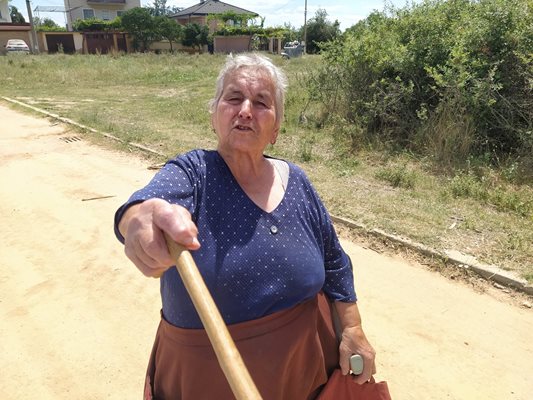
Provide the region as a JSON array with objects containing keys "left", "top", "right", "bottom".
[{"left": 0, "top": 103, "right": 531, "bottom": 399}]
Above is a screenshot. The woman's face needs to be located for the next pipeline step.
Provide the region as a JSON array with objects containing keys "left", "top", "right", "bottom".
[{"left": 212, "top": 67, "right": 280, "bottom": 157}]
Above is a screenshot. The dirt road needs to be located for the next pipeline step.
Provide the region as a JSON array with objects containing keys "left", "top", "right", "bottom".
[{"left": 0, "top": 103, "right": 532, "bottom": 400}]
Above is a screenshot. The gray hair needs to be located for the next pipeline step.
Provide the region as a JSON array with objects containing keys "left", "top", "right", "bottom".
[{"left": 208, "top": 53, "right": 288, "bottom": 125}]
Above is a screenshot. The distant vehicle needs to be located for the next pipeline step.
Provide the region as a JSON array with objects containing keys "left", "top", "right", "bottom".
[
  {"left": 5, "top": 39, "right": 30, "bottom": 54},
  {"left": 281, "top": 41, "right": 305, "bottom": 59}
]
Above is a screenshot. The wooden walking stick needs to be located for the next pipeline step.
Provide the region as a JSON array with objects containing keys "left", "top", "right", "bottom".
[{"left": 165, "top": 233, "right": 263, "bottom": 400}]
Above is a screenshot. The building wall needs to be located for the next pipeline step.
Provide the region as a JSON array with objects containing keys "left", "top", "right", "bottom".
[
  {"left": 174, "top": 16, "right": 222, "bottom": 35},
  {"left": 174, "top": 15, "right": 206, "bottom": 27},
  {"left": 149, "top": 39, "right": 187, "bottom": 53},
  {"left": 213, "top": 35, "right": 251, "bottom": 54},
  {"left": 0, "top": 0, "right": 11, "bottom": 23},
  {"left": 64, "top": 0, "right": 140, "bottom": 30}
]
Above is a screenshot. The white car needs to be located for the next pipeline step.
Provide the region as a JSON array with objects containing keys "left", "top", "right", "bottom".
[{"left": 5, "top": 39, "right": 30, "bottom": 54}]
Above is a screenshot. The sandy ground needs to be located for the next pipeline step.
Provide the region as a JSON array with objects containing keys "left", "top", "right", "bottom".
[{"left": 0, "top": 103, "right": 532, "bottom": 400}]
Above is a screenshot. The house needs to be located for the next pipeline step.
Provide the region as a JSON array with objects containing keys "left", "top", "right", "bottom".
[
  {"left": 171, "top": 0, "right": 258, "bottom": 53},
  {"left": 171, "top": 0, "right": 257, "bottom": 34},
  {"left": 0, "top": 0, "right": 11, "bottom": 23},
  {"left": 63, "top": 0, "right": 140, "bottom": 31}
]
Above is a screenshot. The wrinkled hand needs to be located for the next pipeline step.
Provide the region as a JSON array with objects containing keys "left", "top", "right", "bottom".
[
  {"left": 121, "top": 198, "right": 200, "bottom": 278},
  {"left": 338, "top": 325, "right": 376, "bottom": 384}
]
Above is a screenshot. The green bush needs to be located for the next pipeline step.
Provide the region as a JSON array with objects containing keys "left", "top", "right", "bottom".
[
  {"left": 181, "top": 23, "right": 209, "bottom": 50},
  {"left": 73, "top": 17, "right": 120, "bottom": 31},
  {"left": 311, "top": 0, "right": 533, "bottom": 179},
  {"left": 35, "top": 17, "right": 66, "bottom": 31},
  {"left": 37, "top": 25, "right": 67, "bottom": 32}
]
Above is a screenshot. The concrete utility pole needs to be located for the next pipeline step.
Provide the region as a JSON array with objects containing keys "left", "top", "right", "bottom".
[
  {"left": 303, "top": 0, "right": 307, "bottom": 54},
  {"left": 66, "top": 0, "right": 73, "bottom": 31},
  {"left": 25, "top": 0, "right": 39, "bottom": 54}
]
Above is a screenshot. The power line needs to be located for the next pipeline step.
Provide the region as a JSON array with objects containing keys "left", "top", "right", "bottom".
[{"left": 34, "top": 5, "right": 66, "bottom": 12}]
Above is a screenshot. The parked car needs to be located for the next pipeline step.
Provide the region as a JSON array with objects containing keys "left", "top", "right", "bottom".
[{"left": 5, "top": 39, "right": 30, "bottom": 54}]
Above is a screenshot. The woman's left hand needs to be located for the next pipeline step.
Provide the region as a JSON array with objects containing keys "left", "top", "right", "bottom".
[
  {"left": 339, "top": 325, "right": 376, "bottom": 384},
  {"left": 338, "top": 325, "right": 376, "bottom": 384},
  {"left": 333, "top": 299, "right": 377, "bottom": 384}
]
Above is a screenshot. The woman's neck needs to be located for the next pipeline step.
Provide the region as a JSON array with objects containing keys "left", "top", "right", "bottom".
[
  {"left": 218, "top": 150, "right": 284, "bottom": 213},
  {"left": 218, "top": 149, "right": 268, "bottom": 184}
]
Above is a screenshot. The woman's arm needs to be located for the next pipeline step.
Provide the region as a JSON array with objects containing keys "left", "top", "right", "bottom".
[{"left": 333, "top": 301, "right": 376, "bottom": 384}]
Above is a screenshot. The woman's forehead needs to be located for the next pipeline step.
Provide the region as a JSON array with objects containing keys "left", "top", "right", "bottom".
[{"left": 223, "top": 67, "right": 275, "bottom": 93}]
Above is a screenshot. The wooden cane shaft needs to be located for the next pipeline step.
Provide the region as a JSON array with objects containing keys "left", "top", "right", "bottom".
[{"left": 165, "top": 234, "right": 262, "bottom": 400}]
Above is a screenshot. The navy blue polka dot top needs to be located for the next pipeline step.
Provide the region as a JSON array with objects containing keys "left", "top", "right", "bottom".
[{"left": 115, "top": 150, "right": 356, "bottom": 328}]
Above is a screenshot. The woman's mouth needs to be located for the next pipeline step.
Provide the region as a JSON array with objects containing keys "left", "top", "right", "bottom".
[{"left": 235, "top": 125, "right": 253, "bottom": 131}]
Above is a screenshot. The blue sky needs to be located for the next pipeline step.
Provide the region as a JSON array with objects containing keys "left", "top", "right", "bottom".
[{"left": 11, "top": 0, "right": 411, "bottom": 30}]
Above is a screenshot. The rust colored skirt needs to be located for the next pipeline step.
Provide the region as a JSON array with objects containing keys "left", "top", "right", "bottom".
[{"left": 144, "top": 293, "right": 339, "bottom": 400}]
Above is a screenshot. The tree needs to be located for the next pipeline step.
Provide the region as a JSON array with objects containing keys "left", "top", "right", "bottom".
[
  {"left": 281, "top": 22, "right": 299, "bottom": 44},
  {"left": 148, "top": 0, "right": 183, "bottom": 17},
  {"left": 9, "top": 5, "right": 25, "bottom": 23},
  {"left": 40, "top": 17, "right": 58, "bottom": 27},
  {"left": 34, "top": 17, "right": 66, "bottom": 31},
  {"left": 155, "top": 16, "right": 182, "bottom": 52},
  {"left": 304, "top": 8, "right": 340, "bottom": 54},
  {"left": 121, "top": 7, "right": 157, "bottom": 51},
  {"left": 181, "top": 23, "right": 209, "bottom": 52},
  {"left": 149, "top": 0, "right": 166, "bottom": 16}
]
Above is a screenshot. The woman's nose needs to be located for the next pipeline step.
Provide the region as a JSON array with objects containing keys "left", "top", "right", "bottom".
[{"left": 238, "top": 100, "right": 252, "bottom": 119}]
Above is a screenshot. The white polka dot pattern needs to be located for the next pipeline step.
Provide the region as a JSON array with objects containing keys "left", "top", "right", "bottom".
[{"left": 115, "top": 150, "right": 356, "bottom": 328}]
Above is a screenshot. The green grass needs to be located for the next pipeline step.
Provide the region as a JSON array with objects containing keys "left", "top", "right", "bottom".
[
  {"left": 1, "top": 52, "right": 532, "bottom": 283},
  {"left": 447, "top": 172, "right": 533, "bottom": 217},
  {"left": 375, "top": 164, "right": 418, "bottom": 189}
]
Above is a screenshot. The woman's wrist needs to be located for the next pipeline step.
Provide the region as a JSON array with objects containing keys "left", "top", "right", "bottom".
[{"left": 333, "top": 300, "right": 362, "bottom": 330}]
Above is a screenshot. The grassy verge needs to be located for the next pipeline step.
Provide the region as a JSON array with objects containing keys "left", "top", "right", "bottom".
[{"left": 1, "top": 52, "right": 531, "bottom": 283}]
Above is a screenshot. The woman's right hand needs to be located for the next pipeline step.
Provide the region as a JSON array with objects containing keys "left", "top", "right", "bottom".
[{"left": 119, "top": 198, "right": 201, "bottom": 278}]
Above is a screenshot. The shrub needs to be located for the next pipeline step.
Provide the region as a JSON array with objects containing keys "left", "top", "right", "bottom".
[
  {"left": 311, "top": 0, "right": 533, "bottom": 178},
  {"left": 73, "top": 18, "right": 116, "bottom": 31}
]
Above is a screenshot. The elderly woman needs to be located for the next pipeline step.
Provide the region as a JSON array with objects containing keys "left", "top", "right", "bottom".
[{"left": 114, "top": 53, "right": 376, "bottom": 399}]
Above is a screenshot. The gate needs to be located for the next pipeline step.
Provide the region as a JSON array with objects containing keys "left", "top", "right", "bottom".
[
  {"left": 85, "top": 32, "right": 114, "bottom": 54},
  {"left": 45, "top": 34, "right": 76, "bottom": 54}
]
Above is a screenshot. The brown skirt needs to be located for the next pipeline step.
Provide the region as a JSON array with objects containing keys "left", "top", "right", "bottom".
[{"left": 144, "top": 293, "right": 339, "bottom": 400}]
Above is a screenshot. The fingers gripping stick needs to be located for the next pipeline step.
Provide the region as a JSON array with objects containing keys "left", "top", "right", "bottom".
[{"left": 164, "top": 233, "right": 262, "bottom": 400}]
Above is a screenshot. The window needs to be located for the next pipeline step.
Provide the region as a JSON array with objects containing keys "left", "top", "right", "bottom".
[
  {"left": 101, "top": 9, "right": 110, "bottom": 20},
  {"left": 116, "top": 10, "right": 124, "bottom": 17},
  {"left": 83, "top": 9, "right": 95, "bottom": 19}
]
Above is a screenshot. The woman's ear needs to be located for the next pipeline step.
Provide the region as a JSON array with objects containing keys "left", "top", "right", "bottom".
[
  {"left": 210, "top": 114, "right": 216, "bottom": 133},
  {"left": 271, "top": 128, "right": 279, "bottom": 145}
]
